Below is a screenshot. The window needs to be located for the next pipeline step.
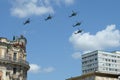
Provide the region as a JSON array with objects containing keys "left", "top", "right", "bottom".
[
  {"left": 105, "top": 59, "right": 107, "bottom": 61},
  {"left": 9, "top": 54, "right": 12, "bottom": 60},
  {"left": 0, "top": 52, "right": 1, "bottom": 57},
  {"left": 13, "top": 53, "right": 17, "bottom": 61},
  {"left": 95, "top": 58, "right": 97, "bottom": 61},
  {"left": 115, "top": 69, "right": 117, "bottom": 71},
  {"left": 118, "top": 56, "right": 120, "bottom": 58},
  {"left": 112, "top": 59, "right": 114, "bottom": 62},
  {"left": 13, "top": 68, "right": 17, "bottom": 74},
  {"left": 19, "top": 53, "right": 22, "bottom": 60},
  {"left": 106, "top": 68, "right": 108, "bottom": 70},
  {"left": 109, "top": 68, "right": 111, "bottom": 71}
]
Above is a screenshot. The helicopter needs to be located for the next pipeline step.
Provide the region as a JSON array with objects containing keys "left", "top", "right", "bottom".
[
  {"left": 73, "top": 22, "right": 82, "bottom": 27},
  {"left": 69, "top": 11, "right": 77, "bottom": 17},
  {"left": 74, "top": 29, "right": 83, "bottom": 34},
  {"left": 45, "top": 14, "right": 52, "bottom": 21},
  {"left": 23, "top": 18, "right": 30, "bottom": 25}
]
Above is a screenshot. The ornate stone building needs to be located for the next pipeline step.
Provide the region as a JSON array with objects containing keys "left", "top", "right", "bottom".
[{"left": 0, "top": 35, "right": 30, "bottom": 80}]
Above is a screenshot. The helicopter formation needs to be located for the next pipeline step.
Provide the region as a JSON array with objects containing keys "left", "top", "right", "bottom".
[
  {"left": 69, "top": 11, "right": 83, "bottom": 34},
  {"left": 23, "top": 10, "right": 83, "bottom": 34}
]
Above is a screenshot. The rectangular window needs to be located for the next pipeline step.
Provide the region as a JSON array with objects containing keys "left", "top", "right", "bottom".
[
  {"left": 13, "top": 68, "right": 17, "bottom": 74},
  {"left": 95, "top": 58, "right": 97, "bottom": 61},
  {"left": 0, "top": 52, "right": 1, "bottom": 57},
  {"left": 13, "top": 53, "right": 17, "bottom": 61}
]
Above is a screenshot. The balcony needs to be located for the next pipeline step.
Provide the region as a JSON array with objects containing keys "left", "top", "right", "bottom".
[
  {"left": 12, "top": 74, "right": 18, "bottom": 79},
  {"left": 0, "top": 57, "right": 29, "bottom": 69}
]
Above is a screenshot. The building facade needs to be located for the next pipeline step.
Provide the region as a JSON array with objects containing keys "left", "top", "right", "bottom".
[
  {"left": 0, "top": 35, "right": 30, "bottom": 80},
  {"left": 82, "top": 50, "right": 120, "bottom": 74},
  {"left": 67, "top": 50, "right": 120, "bottom": 80}
]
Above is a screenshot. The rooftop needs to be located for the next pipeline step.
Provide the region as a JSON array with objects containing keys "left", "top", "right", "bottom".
[{"left": 66, "top": 72, "right": 120, "bottom": 80}]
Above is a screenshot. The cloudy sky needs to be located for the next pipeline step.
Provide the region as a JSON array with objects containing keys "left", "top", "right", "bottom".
[{"left": 0, "top": 0, "right": 120, "bottom": 80}]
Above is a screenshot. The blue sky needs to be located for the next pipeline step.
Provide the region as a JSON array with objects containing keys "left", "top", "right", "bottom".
[{"left": 0, "top": 0, "right": 120, "bottom": 80}]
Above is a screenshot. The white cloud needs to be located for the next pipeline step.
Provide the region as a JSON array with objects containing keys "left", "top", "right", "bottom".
[
  {"left": 69, "top": 24, "right": 120, "bottom": 51},
  {"left": 43, "top": 67, "right": 55, "bottom": 73},
  {"left": 29, "top": 64, "right": 41, "bottom": 73},
  {"left": 55, "top": 0, "right": 75, "bottom": 5},
  {"left": 29, "top": 64, "right": 55, "bottom": 74},
  {"left": 72, "top": 52, "right": 81, "bottom": 59},
  {"left": 11, "top": 0, "right": 54, "bottom": 18},
  {"left": 65, "top": 0, "right": 75, "bottom": 5},
  {"left": 10, "top": 0, "right": 76, "bottom": 18}
]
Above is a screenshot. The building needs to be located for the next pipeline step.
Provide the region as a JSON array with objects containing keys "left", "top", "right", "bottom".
[
  {"left": 82, "top": 50, "right": 120, "bottom": 74},
  {"left": 0, "top": 35, "right": 30, "bottom": 80},
  {"left": 67, "top": 72, "right": 119, "bottom": 80},
  {"left": 67, "top": 50, "right": 120, "bottom": 80}
]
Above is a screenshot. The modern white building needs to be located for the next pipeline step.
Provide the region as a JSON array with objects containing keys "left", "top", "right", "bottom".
[
  {"left": 66, "top": 50, "right": 120, "bottom": 80},
  {"left": 82, "top": 50, "right": 120, "bottom": 75}
]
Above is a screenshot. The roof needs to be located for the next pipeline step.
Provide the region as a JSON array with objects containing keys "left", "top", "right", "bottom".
[{"left": 66, "top": 72, "right": 120, "bottom": 80}]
